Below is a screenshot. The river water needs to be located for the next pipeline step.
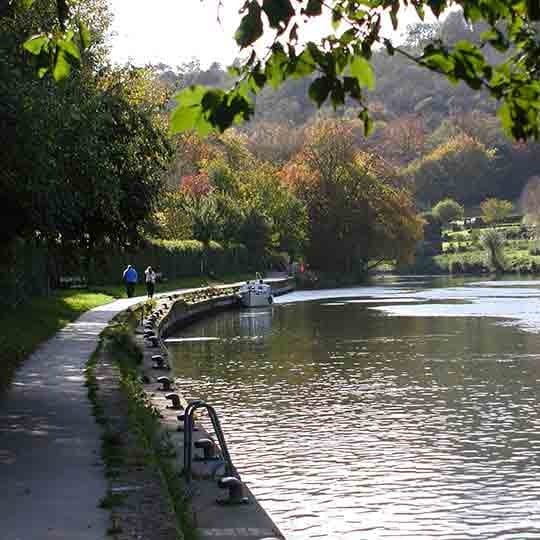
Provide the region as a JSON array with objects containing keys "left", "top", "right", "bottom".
[{"left": 166, "top": 277, "right": 540, "bottom": 539}]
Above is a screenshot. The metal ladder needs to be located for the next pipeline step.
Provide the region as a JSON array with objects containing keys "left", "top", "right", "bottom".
[{"left": 183, "top": 400, "right": 236, "bottom": 482}]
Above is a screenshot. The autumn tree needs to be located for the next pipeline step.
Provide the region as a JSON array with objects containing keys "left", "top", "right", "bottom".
[
  {"left": 404, "top": 134, "right": 496, "bottom": 208},
  {"left": 381, "top": 115, "right": 426, "bottom": 164},
  {"left": 286, "top": 120, "right": 423, "bottom": 274}
]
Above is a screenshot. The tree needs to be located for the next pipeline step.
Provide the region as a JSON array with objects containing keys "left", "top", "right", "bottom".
[
  {"left": 480, "top": 198, "right": 514, "bottom": 224},
  {"left": 404, "top": 134, "right": 496, "bottom": 207},
  {"left": 18, "top": 1, "right": 540, "bottom": 140},
  {"left": 432, "top": 198, "right": 464, "bottom": 225},
  {"left": 0, "top": 0, "right": 172, "bottom": 274},
  {"left": 286, "top": 120, "right": 423, "bottom": 273}
]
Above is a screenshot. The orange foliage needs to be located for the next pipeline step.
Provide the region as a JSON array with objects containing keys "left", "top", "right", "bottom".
[{"left": 179, "top": 172, "right": 214, "bottom": 197}]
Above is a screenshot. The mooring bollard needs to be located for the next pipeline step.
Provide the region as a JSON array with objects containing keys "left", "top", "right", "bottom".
[
  {"left": 194, "top": 438, "right": 218, "bottom": 461},
  {"left": 165, "top": 393, "right": 182, "bottom": 410},
  {"left": 151, "top": 354, "right": 169, "bottom": 370},
  {"left": 157, "top": 376, "right": 171, "bottom": 391},
  {"left": 216, "top": 476, "right": 249, "bottom": 505}
]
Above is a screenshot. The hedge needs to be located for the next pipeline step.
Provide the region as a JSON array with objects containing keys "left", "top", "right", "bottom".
[{"left": 86, "top": 239, "right": 250, "bottom": 285}]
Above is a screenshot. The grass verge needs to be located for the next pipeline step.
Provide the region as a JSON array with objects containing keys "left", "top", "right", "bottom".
[
  {"left": 87, "top": 309, "right": 197, "bottom": 540},
  {"left": 0, "top": 290, "right": 113, "bottom": 392}
]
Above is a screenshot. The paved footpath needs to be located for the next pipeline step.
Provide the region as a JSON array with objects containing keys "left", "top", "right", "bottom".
[{"left": 0, "top": 295, "right": 148, "bottom": 540}]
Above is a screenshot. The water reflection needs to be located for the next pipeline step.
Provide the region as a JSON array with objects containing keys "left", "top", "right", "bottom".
[{"left": 168, "top": 278, "right": 540, "bottom": 539}]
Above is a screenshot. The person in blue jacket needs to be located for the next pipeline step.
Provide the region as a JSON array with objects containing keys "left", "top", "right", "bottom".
[{"left": 122, "top": 264, "right": 138, "bottom": 298}]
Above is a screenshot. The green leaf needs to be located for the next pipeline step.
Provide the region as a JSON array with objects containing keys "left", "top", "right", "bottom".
[
  {"left": 302, "top": 0, "right": 322, "bottom": 16},
  {"left": 78, "top": 21, "right": 91, "bottom": 50},
  {"left": 265, "top": 43, "right": 288, "bottom": 88},
  {"left": 23, "top": 34, "right": 49, "bottom": 55},
  {"left": 349, "top": 56, "right": 375, "bottom": 91},
  {"left": 52, "top": 49, "right": 71, "bottom": 81},
  {"left": 58, "top": 37, "right": 81, "bottom": 61},
  {"left": 262, "top": 0, "right": 294, "bottom": 30},
  {"left": 235, "top": 1, "right": 263, "bottom": 48},
  {"left": 308, "top": 76, "right": 331, "bottom": 107},
  {"left": 290, "top": 48, "right": 316, "bottom": 79},
  {"left": 421, "top": 50, "right": 454, "bottom": 74},
  {"left": 343, "top": 76, "right": 363, "bottom": 101},
  {"left": 331, "top": 8, "right": 342, "bottom": 30},
  {"left": 480, "top": 28, "right": 509, "bottom": 52},
  {"left": 171, "top": 86, "right": 215, "bottom": 136},
  {"left": 497, "top": 102, "right": 513, "bottom": 137}
]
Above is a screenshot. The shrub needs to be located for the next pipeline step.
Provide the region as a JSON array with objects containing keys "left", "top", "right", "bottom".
[
  {"left": 504, "top": 227, "right": 521, "bottom": 240},
  {"left": 433, "top": 198, "right": 464, "bottom": 224},
  {"left": 480, "top": 198, "right": 514, "bottom": 224},
  {"left": 449, "top": 260, "right": 463, "bottom": 273},
  {"left": 481, "top": 229, "right": 506, "bottom": 272},
  {"left": 453, "top": 232, "right": 468, "bottom": 243}
]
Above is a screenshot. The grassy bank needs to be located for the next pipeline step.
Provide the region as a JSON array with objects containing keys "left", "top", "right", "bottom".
[
  {"left": 95, "top": 315, "right": 197, "bottom": 539},
  {"left": 0, "top": 290, "right": 114, "bottom": 392}
]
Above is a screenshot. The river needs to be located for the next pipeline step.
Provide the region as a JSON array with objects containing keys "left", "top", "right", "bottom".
[{"left": 166, "top": 276, "right": 540, "bottom": 539}]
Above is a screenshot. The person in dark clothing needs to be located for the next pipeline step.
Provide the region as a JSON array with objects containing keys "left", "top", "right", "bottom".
[{"left": 122, "top": 264, "right": 138, "bottom": 297}]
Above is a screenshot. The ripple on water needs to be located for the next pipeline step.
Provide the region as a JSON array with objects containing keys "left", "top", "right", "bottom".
[{"left": 169, "top": 279, "right": 540, "bottom": 539}]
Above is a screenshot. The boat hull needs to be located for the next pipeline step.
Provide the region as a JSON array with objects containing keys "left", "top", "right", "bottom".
[{"left": 239, "top": 290, "right": 274, "bottom": 307}]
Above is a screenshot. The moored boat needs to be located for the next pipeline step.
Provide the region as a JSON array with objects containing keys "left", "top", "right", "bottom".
[{"left": 237, "top": 280, "right": 274, "bottom": 307}]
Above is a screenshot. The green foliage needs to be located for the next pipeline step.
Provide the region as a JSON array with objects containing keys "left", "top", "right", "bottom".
[
  {"left": 239, "top": 208, "right": 273, "bottom": 266},
  {"left": 481, "top": 228, "right": 506, "bottom": 272},
  {"left": 432, "top": 198, "right": 464, "bottom": 224},
  {"left": 1, "top": 0, "right": 172, "bottom": 273},
  {"left": 14, "top": 0, "right": 540, "bottom": 139},
  {"left": 480, "top": 198, "right": 514, "bottom": 224},
  {"left": 167, "top": 2, "right": 540, "bottom": 139},
  {"left": 86, "top": 238, "right": 250, "bottom": 285}
]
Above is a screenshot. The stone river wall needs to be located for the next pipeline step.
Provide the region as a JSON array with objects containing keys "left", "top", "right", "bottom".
[{"left": 133, "top": 278, "right": 295, "bottom": 540}]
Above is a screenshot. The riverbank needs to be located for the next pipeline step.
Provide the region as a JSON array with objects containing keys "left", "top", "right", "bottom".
[
  {"left": 0, "top": 277, "right": 291, "bottom": 540},
  {"left": 408, "top": 249, "right": 540, "bottom": 275},
  {"left": 0, "top": 272, "right": 257, "bottom": 393},
  {"left": 118, "top": 279, "right": 294, "bottom": 539}
]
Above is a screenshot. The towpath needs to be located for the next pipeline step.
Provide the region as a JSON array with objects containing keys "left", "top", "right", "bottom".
[{"left": 0, "top": 296, "right": 143, "bottom": 540}]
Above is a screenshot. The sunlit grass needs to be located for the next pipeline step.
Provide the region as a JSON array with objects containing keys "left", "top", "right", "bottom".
[{"left": 0, "top": 290, "right": 113, "bottom": 392}]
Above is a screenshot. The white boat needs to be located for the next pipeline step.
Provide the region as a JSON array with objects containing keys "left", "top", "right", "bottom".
[{"left": 237, "top": 280, "right": 274, "bottom": 307}]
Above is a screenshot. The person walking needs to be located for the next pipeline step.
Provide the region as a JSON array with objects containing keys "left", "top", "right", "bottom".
[
  {"left": 144, "top": 266, "right": 157, "bottom": 299},
  {"left": 122, "top": 264, "right": 138, "bottom": 298}
]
